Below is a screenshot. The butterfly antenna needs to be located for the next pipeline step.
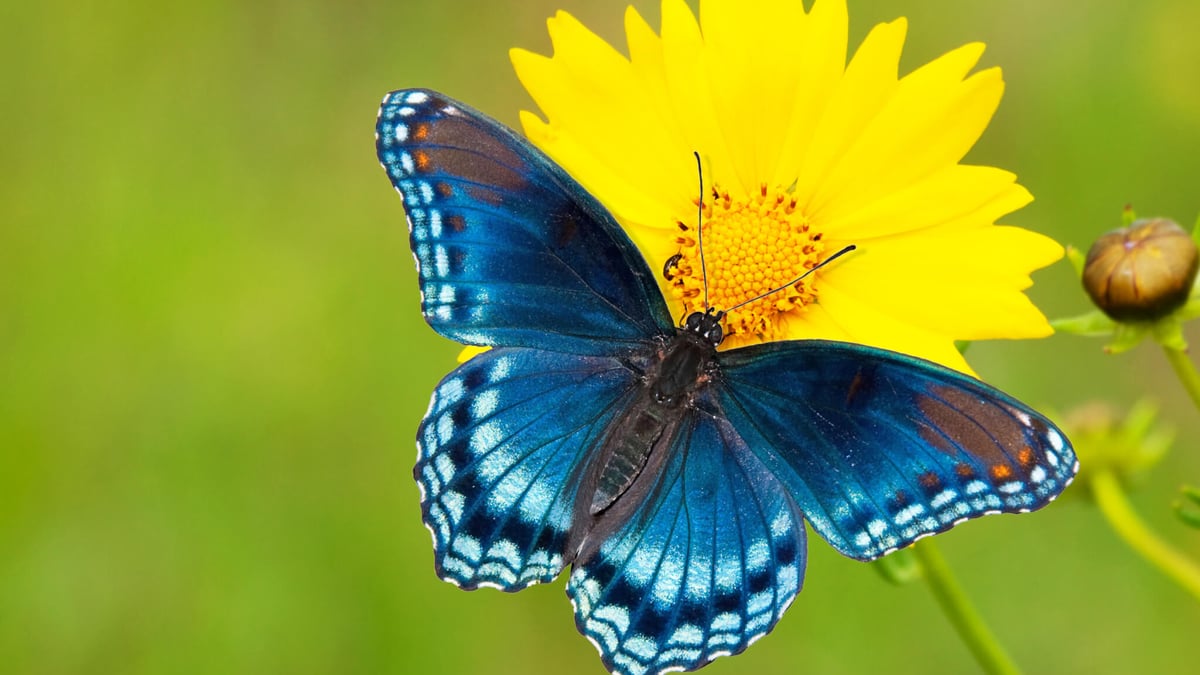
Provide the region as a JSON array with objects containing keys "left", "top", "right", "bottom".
[
  {"left": 693, "top": 151, "right": 710, "bottom": 311},
  {"left": 723, "top": 244, "right": 858, "bottom": 314}
]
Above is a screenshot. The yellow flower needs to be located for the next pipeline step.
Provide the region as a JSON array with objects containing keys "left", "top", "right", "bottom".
[{"left": 510, "top": 0, "right": 1062, "bottom": 374}]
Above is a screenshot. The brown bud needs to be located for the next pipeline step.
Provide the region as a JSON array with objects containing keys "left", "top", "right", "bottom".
[{"left": 1082, "top": 218, "right": 1198, "bottom": 322}]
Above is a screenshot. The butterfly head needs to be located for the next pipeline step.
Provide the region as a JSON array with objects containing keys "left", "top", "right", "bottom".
[{"left": 683, "top": 308, "right": 725, "bottom": 347}]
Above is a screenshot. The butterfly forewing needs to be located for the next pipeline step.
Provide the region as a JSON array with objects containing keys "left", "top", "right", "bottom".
[
  {"left": 376, "top": 89, "right": 672, "bottom": 355},
  {"left": 716, "top": 340, "right": 1078, "bottom": 561}
]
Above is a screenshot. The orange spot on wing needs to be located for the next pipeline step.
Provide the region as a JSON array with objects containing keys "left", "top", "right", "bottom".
[
  {"left": 955, "top": 463, "right": 975, "bottom": 479},
  {"left": 414, "top": 150, "right": 431, "bottom": 172},
  {"left": 918, "top": 471, "right": 942, "bottom": 489},
  {"left": 990, "top": 464, "right": 1013, "bottom": 480},
  {"left": 1017, "top": 446, "right": 1035, "bottom": 467},
  {"left": 414, "top": 123, "right": 430, "bottom": 141}
]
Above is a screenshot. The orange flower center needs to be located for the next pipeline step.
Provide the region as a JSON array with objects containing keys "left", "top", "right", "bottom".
[{"left": 667, "top": 184, "right": 826, "bottom": 343}]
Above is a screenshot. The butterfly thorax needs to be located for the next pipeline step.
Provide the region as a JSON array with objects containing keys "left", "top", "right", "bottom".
[
  {"left": 650, "top": 313, "right": 722, "bottom": 406},
  {"left": 568, "top": 312, "right": 722, "bottom": 562}
]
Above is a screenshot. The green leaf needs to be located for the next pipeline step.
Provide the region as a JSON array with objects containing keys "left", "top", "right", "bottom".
[
  {"left": 1065, "top": 245, "right": 1087, "bottom": 277},
  {"left": 1151, "top": 318, "right": 1189, "bottom": 351},
  {"left": 1051, "top": 310, "right": 1116, "bottom": 336},
  {"left": 1174, "top": 485, "right": 1200, "bottom": 530},
  {"left": 1106, "top": 323, "right": 1150, "bottom": 354}
]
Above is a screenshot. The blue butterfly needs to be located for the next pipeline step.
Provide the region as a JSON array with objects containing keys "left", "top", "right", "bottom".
[{"left": 376, "top": 89, "right": 1077, "bottom": 675}]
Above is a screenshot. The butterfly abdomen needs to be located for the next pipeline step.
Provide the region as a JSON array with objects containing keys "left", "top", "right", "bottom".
[{"left": 589, "top": 405, "right": 672, "bottom": 516}]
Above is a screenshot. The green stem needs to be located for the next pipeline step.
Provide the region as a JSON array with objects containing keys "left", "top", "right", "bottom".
[
  {"left": 913, "top": 540, "right": 1022, "bottom": 675},
  {"left": 1162, "top": 344, "right": 1200, "bottom": 412},
  {"left": 1090, "top": 469, "right": 1200, "bottom": 603}
]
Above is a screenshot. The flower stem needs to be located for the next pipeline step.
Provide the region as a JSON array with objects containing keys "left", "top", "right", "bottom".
[
  {"left": 1161, "top": 344, "right": 1200, "bottom": 412},
  {"left": 912, "top": 540, "right": 1022, "bottom": 675},
  {"left": 1090, "top": 468, "right": 1200, "bottom": 603}
]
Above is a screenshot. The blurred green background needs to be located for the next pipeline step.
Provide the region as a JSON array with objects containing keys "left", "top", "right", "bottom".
[{"left": 3, "top": 0, "right": 1199, "bottom": 673}]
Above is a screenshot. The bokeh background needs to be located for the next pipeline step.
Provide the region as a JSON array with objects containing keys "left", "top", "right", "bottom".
[{"left": 3, "top": 0, "right": 1199, "bottom": 673}]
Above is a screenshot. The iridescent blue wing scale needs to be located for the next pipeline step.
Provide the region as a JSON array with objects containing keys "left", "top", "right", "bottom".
[
  {"left": 717, "top": 340, "right": 1078, "bottom": 561},
  {"left": 567, "top": 394, "right": 807, "bottom": 675},
  {"left": 418, "top": 347, "right": 640, "bottom": 590},
  {"left": 376, "top": 89, "right": 672, "bottom": 355}
]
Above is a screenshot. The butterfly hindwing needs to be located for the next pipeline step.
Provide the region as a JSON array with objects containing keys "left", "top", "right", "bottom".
[
  {"left": 376, "top": 89, "right": 672, "bottom": 355},
  {"left": 567, "top": 395, "right": 807, "bottom": 675},
  {"left": 417, "top": 347, "right": 641, "bottom": 590},
  {"left": 717, "top": 340, "right": 1077, "bottom": 561}
]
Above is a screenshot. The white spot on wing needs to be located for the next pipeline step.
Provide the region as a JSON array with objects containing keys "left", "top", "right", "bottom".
[
  {"left": 931, "top": 489, "right": 958, "bottom": 509},
  {"left": 469, "top": 421, "right": 503, "bottom": 457},
  {"left": 1047, "top": 429, "right": 1065, "bottom": 452},
  {"left": 894, "top": 503, "right": 926, "bottom": 526},
  {"left": 434, "top": 245, "right": 450, "bottom": 277},
  {"left": 490, "top": 356, "right": 512, "bottom": 380},
  {"left": 440, "top": 377, "right": 465, "bottom": 403},
  {"left": 436, "top": 413, "right": 454, "bottom": 445},
  {"left": 998, "top": 480, "right": 1024, "bottom": 495},
  {"left": 471, "top": 389, "right": 498, "bottom": 419}
]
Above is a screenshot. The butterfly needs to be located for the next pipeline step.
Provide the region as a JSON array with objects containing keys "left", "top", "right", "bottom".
[{"left": 376, "top": 88, "right": 1077, "bottom": 675}]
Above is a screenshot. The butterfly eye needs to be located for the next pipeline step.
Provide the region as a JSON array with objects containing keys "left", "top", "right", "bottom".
[{"left": 704, "top": 321, "right": 723, "bottom": 344}]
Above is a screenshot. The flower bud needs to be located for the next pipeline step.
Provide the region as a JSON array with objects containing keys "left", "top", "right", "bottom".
[{"left": 1082, "top": 218, "right": 1198, "bottom": 322}]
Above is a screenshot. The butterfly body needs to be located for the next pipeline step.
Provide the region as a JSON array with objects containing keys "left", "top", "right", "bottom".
[
  {"left": 569, "top": 311, "right": 722, "bottom": 564},
  {"left": 377, "top": 88, "right": 1078, "bottom": 675}
]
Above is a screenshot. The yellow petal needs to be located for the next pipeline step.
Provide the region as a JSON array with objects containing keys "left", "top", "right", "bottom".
[
  {"left": 801, "top": 280, "right": 976, "bottom": 374},
  {"left": 511, "top": 14, "right": 697, "bottom": 237},
  {"left": 820, "top": 225, "right": 1062, "bottom": 340},
  {"left": 819, "top": 165, "right": 1031, "bottom": 240},
  {"left": 810, "top": 46, "right": 1004, "bottom": 219},
  {"left": 624, "top": 6, "right": 674, "bottom": 139},
  {"left": 698, "top": 0, "right": 807, "bottom": 191},
  {"left": 457, "top": 346, "right": 490, "bottom": 363},
  {"left": 659, "top": 0, "right": 741, "bottom": 196},
  {"left": 792, "top": 18, "right": 907, "bottom": 207},
  {"left": 771, "top": 0, "right": 850, "bottom": 187},
  {"left": 518, "top": 110, "right": 680, "bottom": 243}
]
